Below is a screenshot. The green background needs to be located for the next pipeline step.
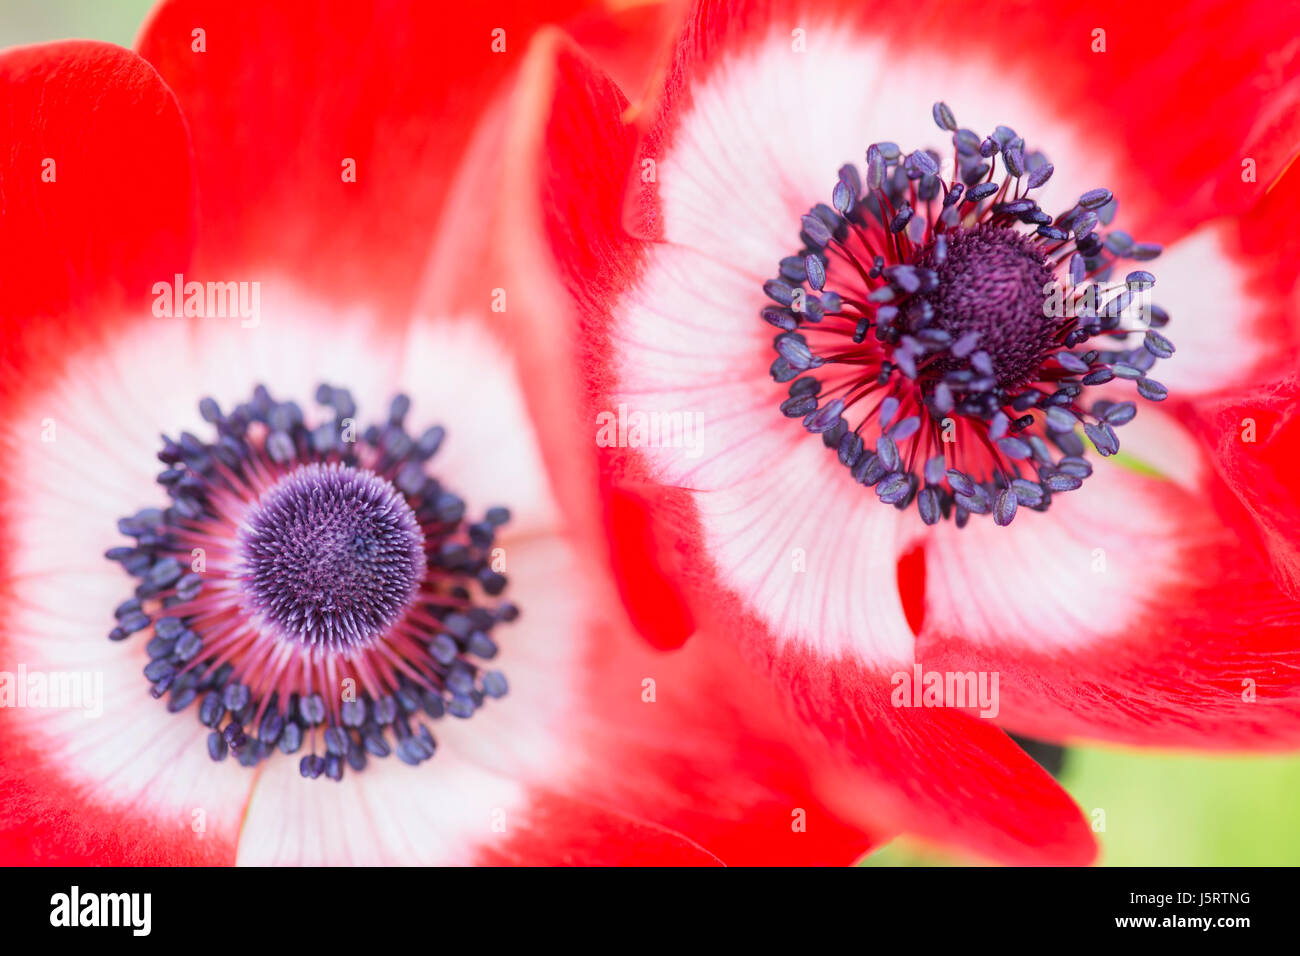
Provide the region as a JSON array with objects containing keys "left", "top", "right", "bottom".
[{"left": 6, "top": 0, "right": 1297, "bottom": 867}]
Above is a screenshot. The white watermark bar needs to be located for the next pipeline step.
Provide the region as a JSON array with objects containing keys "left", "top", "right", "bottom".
[{"left": 0, "top": 664, "right": 103, "bottom": 718}]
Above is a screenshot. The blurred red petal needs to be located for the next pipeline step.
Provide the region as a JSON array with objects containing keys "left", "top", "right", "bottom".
[
  {"left": 475, "top": 790, "right": 725, "bottom": 865},
  {"left": 0, "top": 40, "right": 195, "bottom": 332},
  {"left": 137, "top": 0, "right": 598, "bottom": 317}
]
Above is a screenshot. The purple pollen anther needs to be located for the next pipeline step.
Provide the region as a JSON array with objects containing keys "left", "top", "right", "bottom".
[{"left": 756, "top": 102, "right": 1175, "bottom": 527}]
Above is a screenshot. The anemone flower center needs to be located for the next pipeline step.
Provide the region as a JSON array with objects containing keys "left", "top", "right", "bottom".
[
  {"left": 240, "top": 463, "right": 425, "bottom": 649},
  {"left": 918, "top": 225, "right": 1057, "bottom": 392},
  {"left": 107, "top": 384, "right": 516, "bottom": 781},
  {"left": 762, "top": 102, "right": 1175, "bottom": 528}
]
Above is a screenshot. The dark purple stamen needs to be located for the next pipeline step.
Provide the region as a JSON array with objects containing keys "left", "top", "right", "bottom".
[{"left": 760, "top": 102, "right": 1175, "bottom": 527}]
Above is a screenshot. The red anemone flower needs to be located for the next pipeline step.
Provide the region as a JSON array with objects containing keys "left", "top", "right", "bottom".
[
  {"left": 0, "top": 0, "right": 932, "bottom": 866},
  {"left": 484, "top": 0, "right": 1300, "bottom": 863}
]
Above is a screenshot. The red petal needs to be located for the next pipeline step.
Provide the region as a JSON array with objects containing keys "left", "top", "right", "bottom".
[
  {"left": 575, "top": 597, "right": 898, "bottom": 866},
  {"left": 0, "top": 42, "right": 208, "bottom": 865},
  {"left": 0, "top": 41, "right": 195, "bottom": 327},
  {"left": 535, "top": 38, "right": 699, "bottom": 647},
  {"left": 562, "top": 0, "right": 687, "bottom": 100},
  {"left": 1187, "top": 375, "right": 1300, "bottom": 604},
  {"left": 0, "top": 737, "right": 241, "bottom": 866},
  {"left": 775, "top": 651, "right": 1098, "bottom": 866},
  {"left": 136, "top": 0, "right": 596, "bottom": 317},
  {"left": 475, "top": 790, "right": 724, "bottom": 865},
  {"left": 443, "top": 25, "right": 694, "bottom": 649},
  {"left": 1221, "top": 156, "right": 1300, "bottom": 373}
]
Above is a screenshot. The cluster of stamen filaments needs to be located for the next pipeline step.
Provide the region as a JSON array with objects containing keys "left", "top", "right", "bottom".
[
  {"left": 106, "top": 384, "right": 515, "bottom": 780},
  {"left": 762, "top": 102, "right": 1175, "bottom": 527}
]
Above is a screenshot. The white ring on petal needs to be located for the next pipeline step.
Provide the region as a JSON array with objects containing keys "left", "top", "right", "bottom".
[{"left": 1136, "top": 226, "right": 1270, "bottom": 395}]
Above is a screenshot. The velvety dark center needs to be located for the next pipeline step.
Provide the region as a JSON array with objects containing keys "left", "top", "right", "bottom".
[
  {"left": 240, "top": 462, "right": 425, "bottom": 648},
  {"left": 919, "top": 225, "right": 1057, "bottom": 390}
]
